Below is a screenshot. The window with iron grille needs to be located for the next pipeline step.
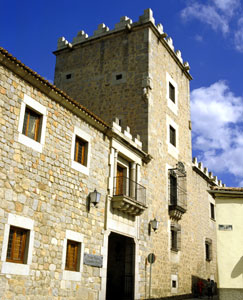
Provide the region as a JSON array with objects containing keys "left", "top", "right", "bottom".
[
  {"left": 74, "top": 136, "right": 87, "bottom": 166},
  {"left": 169, "top": 82, "right": 175, "bottom": 103},
  {"left": 6, "top": 226, "right": 28, "bottom": 264},
  {"left": 22, "top": 107, "right": 42, "bottom": 142},
  {"left": 65, "top": 240, "right": 80, "bottom": 271},
  {"left": 170, "top": 174, "right": 177, "bottom": 205},
  {"left": 169, "top": 125, "right": 176, "bottom": 147},
  {"left": 205, "top": 238, "right": 212, "bottom": 261},
  {"left": 171, "top": 223, "right": 181, "bottom": 252}
]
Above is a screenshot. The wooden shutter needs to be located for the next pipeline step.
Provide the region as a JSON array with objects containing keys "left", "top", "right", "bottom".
[
  {"left": 75, "top": 136, "right": 86, "bottom": 166},
  {"left": 116, "top": 165, "right": 124, "bottom": 195},
  {"left": 65, "top": 240, "right": 79, "bottom": 271},
  {"left": 23, "top": 107, "right": 41, "bottom": 141},
  {"left": 6, "top": 226, "right": 27, "bottom": 263}
]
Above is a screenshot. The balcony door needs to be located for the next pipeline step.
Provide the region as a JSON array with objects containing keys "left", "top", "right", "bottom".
[{"left": 116, "top": 164, "right": 127, "bottom": 196}]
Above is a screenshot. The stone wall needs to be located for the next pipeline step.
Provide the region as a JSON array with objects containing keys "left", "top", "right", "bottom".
[{"left": 0, "top": 64, "right": 109, "bottom": 299}]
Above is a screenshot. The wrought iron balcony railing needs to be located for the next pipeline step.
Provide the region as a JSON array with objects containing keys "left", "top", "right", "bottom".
[
  {"left": 113, "top": 176, "right": 146, "bottom": 206},
  {"left": 111, "top": 176, "right": 147, "bottom": 216}
]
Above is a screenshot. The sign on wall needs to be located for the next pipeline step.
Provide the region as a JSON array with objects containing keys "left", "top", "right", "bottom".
[{"left": 84, "top": 253, "right": 103, "bottom": 268}]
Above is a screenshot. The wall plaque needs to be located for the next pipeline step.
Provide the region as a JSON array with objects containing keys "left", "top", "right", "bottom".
[
  {"left": 84, "top": 253, "right": 103, "bottom": 267},
  {"left": 218, "top": 224, "right": 233, "bottom": 231}
]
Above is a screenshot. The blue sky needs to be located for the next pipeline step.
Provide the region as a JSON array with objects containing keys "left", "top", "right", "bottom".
[{"left": 1, "top": 0, "right": 243, "bottom": 187}]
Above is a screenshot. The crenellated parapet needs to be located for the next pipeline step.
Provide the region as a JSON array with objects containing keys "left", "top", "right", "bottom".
[
  {"left": 56, "top": 8, "right": 190, "bottom": 72},
  {"left": 111, "top": 118, "right": 143, "bottom": 150},
  {"left": 192, "top": 157, "right": 225, "bottom": 187}
]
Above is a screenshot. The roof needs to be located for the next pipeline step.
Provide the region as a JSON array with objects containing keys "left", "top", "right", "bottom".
[
  {"left": 210, "top": 186, "right": 243, "bottom": 191},
  {"left": 0, "top": 47, "right": 109, "bottom": 130},
  {"left": 208, "top": 186, "right": 243, "bottom": 198}
]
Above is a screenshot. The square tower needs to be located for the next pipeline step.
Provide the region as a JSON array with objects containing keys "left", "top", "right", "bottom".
[{"left": 54, "top": 8, "right": 192, "bottom": 161}]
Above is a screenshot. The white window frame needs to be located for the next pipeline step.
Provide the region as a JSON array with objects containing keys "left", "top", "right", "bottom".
[
  {"left": 18, "top": 94, "right": 47, "bottom": 153},
  {"left": 166, "top": 115, "right": 179, "bottom": 159},
  {"left": 62, "top": 230, "right": 84, "bottom": 281},
  {"left": 71, "top": 127, "right": 91, "bottom": 176},
  {"left": 166, "top": 72, "right": 178, "bottom": 115},
  {"left": 171, "top": 274, "right": 178, "bottom": 293},
  {"left": 1, "top": 213, "right": 34, "bottom": 276}
]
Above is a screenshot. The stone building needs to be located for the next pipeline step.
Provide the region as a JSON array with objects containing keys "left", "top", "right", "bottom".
[
  {"left": 209, "top": 187, "right": 243, "bottom": 300},
  {"left": 0, "top": 8, "right": 224, "bottom": 300}
]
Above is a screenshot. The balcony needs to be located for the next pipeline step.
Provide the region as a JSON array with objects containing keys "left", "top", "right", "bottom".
[
  {"left": 169, "top": 163, "right": 187, "bottom": 221},
  {"left": 111, "top": 176, "right": 147, "bottom": 216}
]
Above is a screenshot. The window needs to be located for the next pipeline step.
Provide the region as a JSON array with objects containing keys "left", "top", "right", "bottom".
[
  {"left": 205, "top": 238, "right": 212, "bottom": 261},
  {"left": 171, "top": 223, "right": 181, "bottom": 252},
  {"left": 66, "top": 74, "right": 72, "bottom": 79},
  {"left": 65, "top": 240, "right": 80, "bottom": 271},
  {"left": 172, "top": 280, "right": 177, "bottom": 288},
  {"left": 169, "top": 82, "right": 175, "bottom": 103},
  {"left": 116, "top": 74, "right": 123, "bottom": 80},
  {"left": 62, "top": 230, "right": 84, "bottom": 281},
  {"left": 169, "top": 125, "right": 176, "bottom": 147},
  {"left": 1, "top": 213, "right": 34, "bottom": 275},
  {"left": 166, "top": 72, "right": 178, "bottom": 115},
  {"left": 210, "top": 203, "right": 215, "bottom": 220},
  {"left": 6, "top": 226, "right": 28, "bottom": 264},
  {"left": 22, "top": 107, "right": 42, "bottom": 142},
  {"left": 18, "top": 94, "right": 47, "bottom": 153},
  {"left": 71, "top": 127, "right": 91, "bottom": 175},
  {"left": 170, "top": 174, "right": 177, "bottom": 205},
  {"left": 74, "top": 136, "right": 87, "bottom": 166}
]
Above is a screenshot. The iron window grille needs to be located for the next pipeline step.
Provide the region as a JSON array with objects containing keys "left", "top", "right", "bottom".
[
  {"left": 171, "top": 223, "right": 181, "bottom": 252},
  {"left": 169, "top": 162, "right": 187, "bottom": 210}
]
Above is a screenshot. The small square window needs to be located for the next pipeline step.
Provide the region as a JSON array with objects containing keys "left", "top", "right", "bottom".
[
  {"left": 6, "top": 226, "right": 29, "bottom": 264},
  {"left": 65, "top": 240, "right": 80, "bottom": 272},
  {"left": 74, "top": 136, "right": 88, "bottom": 166},
  {"left": 170, "top": 125, "right": 176, "bottom": 147},
  {"left": 169, "top": 83, "right": 175, "bottom": 103},
  {"left": 66, "top": 74, "right": 72, "bottom": 79},
  {"left": 210, "top": 203, "right": 215, "bottom": 220},
  {"left": 116, "top": 74, "right": 123, "bottom": 80},
  {"left": 22, "top": 107, "right": 42, "bottom": 142},
  {"left": 205, "top": 239, "right": 212, "bottom": 261}
]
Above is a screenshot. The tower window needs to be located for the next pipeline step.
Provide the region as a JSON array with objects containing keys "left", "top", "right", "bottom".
[
  {"left": 210, "top": 203, "right": 215, "bottom": 220},
  {"left": 116, "top": 74, "right": 123, "bottom": 80},
  {"left": 66, "top": 74, "right": 72, "bottom": 79},
  {"left": 169, "top": 125, "right": 176, "bottom": 147},
  {"left": 169, "top": 82, "right": 175, "bottom": 103},
  {"left": 205, "top": 239, "right": 212, "bottom": 261}
]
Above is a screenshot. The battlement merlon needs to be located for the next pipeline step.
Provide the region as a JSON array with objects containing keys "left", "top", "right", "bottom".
[
  {"left": 54, "top": 8, "right": 192, "bottom": 80},
  {"left": 192, "top": 157, "right": 225, "bottom": 187},
  {"left": 105, "top": 118, "right": 152, "bottom": 164}
]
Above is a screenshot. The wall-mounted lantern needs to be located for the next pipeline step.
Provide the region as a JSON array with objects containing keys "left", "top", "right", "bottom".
[
  {"left": 89, "top": 189, "right": 101, "bottom": 207},
  {"left": 148, "top": 218, "right": 159, "bottom": 235},
  {"left": 150, "top": 218, "right": 159, "bottom": 232}
]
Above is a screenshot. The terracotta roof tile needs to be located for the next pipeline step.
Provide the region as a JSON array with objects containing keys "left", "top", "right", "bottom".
[{"left": 0, "top": 47, "right": 109, "bottom": 129}]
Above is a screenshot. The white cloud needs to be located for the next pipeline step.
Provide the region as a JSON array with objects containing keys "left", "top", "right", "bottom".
[
  {"left": 181, "top": 2, "right": 229, "bottom": 34},
  {"left": 212, "top": 0, "right": 240, "bottom": 16},
  {"left": 234, "top": 17, "right": 243, "bottom": 52},
  {"left": 181, "top": 0, "right": 243, "bottom": 52},
  {"left": 191, "top": 81, "right": 243, "bottom": 185}
]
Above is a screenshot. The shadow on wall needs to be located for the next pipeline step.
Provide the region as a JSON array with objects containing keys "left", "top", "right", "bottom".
[{"left": 231, "top": 256, "right": 243, "bottom": 278}]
